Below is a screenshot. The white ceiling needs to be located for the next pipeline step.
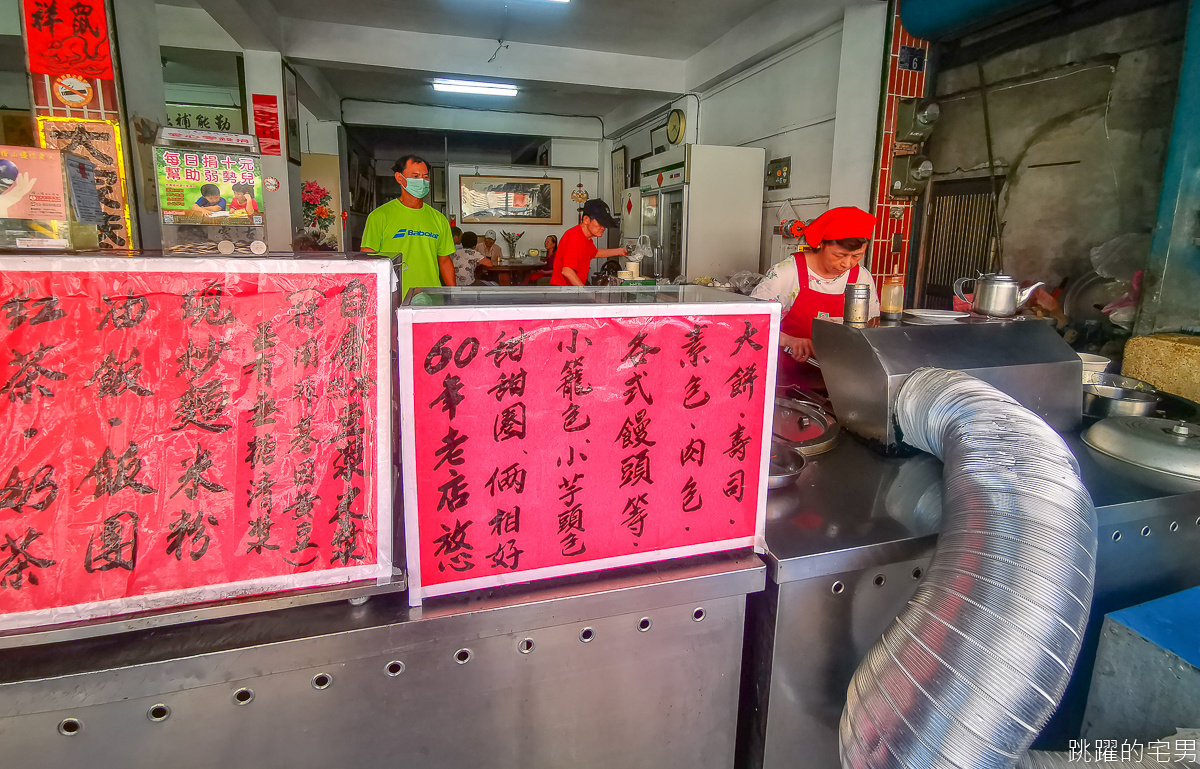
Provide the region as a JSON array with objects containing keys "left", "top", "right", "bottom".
[
  {"left": 155, "top": 0, "right": 865, "bottom": 132},
  {"left": 304, "top": 62, "right": 674, "bottom": 119},
  {"left": 265, "top": 0, "right": 781, "bottom": 59}
]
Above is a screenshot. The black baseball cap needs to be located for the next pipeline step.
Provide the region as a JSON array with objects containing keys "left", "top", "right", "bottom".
[{"left": 582, "top": 199, "right": 620, "bottom": 229}]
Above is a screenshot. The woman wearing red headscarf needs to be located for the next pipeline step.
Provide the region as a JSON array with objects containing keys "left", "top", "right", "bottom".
[{"left": 752, "top": 206, "right": 879, "bottom": 365}]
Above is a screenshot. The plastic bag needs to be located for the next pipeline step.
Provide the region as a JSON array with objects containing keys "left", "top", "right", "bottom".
[
  {"left": 728, "top": 270, "right": 765, "bottom": 295},
  {"left": 627, "top": 234, "right": 653, "bottom": 263},
  {"left": 1089, "top": 233, "right": 1150, "bottom": 281}
]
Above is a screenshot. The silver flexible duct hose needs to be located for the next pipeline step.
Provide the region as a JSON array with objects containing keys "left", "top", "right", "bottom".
[{"left": 840, "top": 368, "right": 1098, "bottom": 769}]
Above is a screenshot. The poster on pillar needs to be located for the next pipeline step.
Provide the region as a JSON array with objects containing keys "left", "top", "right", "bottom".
[
  {"left": 252, "top": 95, "right": 282, "bottom": 157},
  {"left": 21, "top": 0, "right": 120, "bottom": 122},
  {"left": 0, "top": 256, "right": 393, "bottom": 632},
  {"left": 398, "top": 304, "right": 778, "bottom": 603},
  {"left": 37, "top": 116, "right": 130, "bottom": 249}
]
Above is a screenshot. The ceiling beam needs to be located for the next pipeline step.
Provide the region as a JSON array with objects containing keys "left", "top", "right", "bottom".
[
  {"left": 292, "top": 63, "right": 341, "bottom": 122},
  {"left": 156, "top": 5, "right": 241, "bottom": 53},
  {"left": 281, "top": 18, "right": 687, "bottom": 95},
  {"left": 195, "top": 0, "right": 283, "bottom": 52},
  {"left": 685, "top": 0, "right": 856, "bottom": 92},
  {"left": 342, "top": 100, "right": 603, "bottom": 141}
]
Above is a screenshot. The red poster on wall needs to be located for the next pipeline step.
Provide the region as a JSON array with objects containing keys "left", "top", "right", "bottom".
[
  {"left": 251, "top": 94, "right": 282, "bottom": 157},
  {"left": 0, "top": 257, "right": 392, "bottom": 631},
  {"left": 21, "top": 0, "right": 122, "bottom": 124},
  {"left": 21, "top": 0, "right": 114, "bottom": 79},
  {"left": 399, "top": 304, "right": 777, "bottom": 603}
]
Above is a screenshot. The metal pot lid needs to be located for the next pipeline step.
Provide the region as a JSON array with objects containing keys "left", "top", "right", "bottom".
[
  {"left": 773, "top": 397, "right": 840, "bottom": 456},
  {"left": 1083, "top": 416, "right": 1200, "bottom": 481}
]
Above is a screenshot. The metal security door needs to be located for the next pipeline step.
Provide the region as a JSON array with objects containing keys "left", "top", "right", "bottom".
[{"left": 917, "top": 178, "right": 1002, "bottom": 309}]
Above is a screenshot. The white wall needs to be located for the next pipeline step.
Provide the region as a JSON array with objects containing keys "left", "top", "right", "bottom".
[
  {"left": 700, "top": 25, "right": 843, "bottom": 271},
  {"left": 549, "top": 139, "right": 600, "bottom": 169},
  {"left": 299, "top": 103, "right": 339, "bottom": 156},
  {"left": 0, "top": 0, "right": 19, "bottom": 35},
  {"left": 447, "top": 163, "right": 600, "bottom": 265},
  {"left": 828, "top": 4, "right": 887, "bottom": 211},
  {"left": 164, "top": 83, "right": 241, "bottom": 108},
  {"left": 604, "top": 10, "right": 885, "bottom": 274}
]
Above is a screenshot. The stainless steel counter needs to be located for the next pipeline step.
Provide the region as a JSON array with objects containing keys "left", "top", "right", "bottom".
[
  {"left": 742, "top": 431, "right": 1200, "bottom": 768},
  {"left": 0, "top": 552, "right": 763, "bottom": 768}
]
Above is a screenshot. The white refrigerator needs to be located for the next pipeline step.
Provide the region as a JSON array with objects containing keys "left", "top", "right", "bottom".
[{"left": 636, "top": 144, "right": 766, "bottom": 281}]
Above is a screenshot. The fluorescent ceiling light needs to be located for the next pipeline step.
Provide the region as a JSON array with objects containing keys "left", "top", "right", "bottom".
[{"left": 433, "top": 78, "right": 519, "bottom": 97}]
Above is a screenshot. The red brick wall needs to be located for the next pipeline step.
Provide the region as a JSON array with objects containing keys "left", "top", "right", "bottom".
[{"left": 871, "top": 11, "right": 931, "bottom": 296}]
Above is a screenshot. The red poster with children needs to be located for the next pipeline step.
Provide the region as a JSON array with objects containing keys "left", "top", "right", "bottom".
[
  {"left": 0, "top": 257, "right": 392, "bottom": 631},
  {"left": 399, "top": 300, "right": 778, "bottom": 604}
]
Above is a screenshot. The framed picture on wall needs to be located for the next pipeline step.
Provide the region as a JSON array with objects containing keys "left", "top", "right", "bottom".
[
  {"left": 459, "top": 175, "right": 562, "bottom": 225},
  {"left": 282, "top": 63, "right": 302, "bottom": 165},
  {"left": 610, "top": 145, "right": 627, "bottom": 204}
]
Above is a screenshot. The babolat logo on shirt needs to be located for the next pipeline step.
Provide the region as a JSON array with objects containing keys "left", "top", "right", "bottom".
[{"left": 392, "top": 229, "right": 440, "bottom": 239}]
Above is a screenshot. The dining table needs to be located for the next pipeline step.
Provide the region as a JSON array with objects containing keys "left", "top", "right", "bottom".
[{"left": 484, "top": 260, "right": 550, "bottom": 286}]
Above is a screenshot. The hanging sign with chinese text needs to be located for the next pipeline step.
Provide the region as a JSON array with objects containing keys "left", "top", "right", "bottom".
[
  {"left": 0, "top": 256, "right": 392, "bottom": 631},
  {"left": 251, "top": 94, "right": 281, "bottom": 157},
  {"left": 399, "top": 303, "right": 778, "bottom": 604},
  {"left": 21, "top": 0, "right": 120, "bottom": 121}
]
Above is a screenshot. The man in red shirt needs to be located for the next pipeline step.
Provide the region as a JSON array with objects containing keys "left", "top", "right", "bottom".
[{"left": 551, "top": 199, "right": 630, "bottom": 286}]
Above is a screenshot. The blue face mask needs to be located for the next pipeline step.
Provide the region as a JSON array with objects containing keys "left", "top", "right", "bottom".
[{"left": 403, "top": 176, "right": 430, "bottom": 199}]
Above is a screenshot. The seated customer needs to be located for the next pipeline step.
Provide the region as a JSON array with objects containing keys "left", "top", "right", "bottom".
[
  {"left": 451, "top": 231, "right": 493, "bottom": 286},
  {"left": 527, "top": 234, "right": 558, "bottom": 285},
  {"left": 480, "top": 230, "right": 504, "bottom": 262}
]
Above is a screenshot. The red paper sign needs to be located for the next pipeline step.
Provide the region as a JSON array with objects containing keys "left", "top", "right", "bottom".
[
  {"left": 405, "top": 314, "right": 771, "bottom": 598},
  {"left": 252, "top": 94, "right": 282, "bottom": 157},
  {"left": 0, "top": 261, "right": 388, "bottom": 628},
  {"left": 21, "top": 0, "right": 114, "bottom": 79}
]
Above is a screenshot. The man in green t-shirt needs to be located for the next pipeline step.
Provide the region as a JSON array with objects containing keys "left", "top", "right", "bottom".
[{"left": 361, "top": 154, "right": 456, "bottom": 295}]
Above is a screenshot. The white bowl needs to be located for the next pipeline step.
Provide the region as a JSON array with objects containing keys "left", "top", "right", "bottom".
[{"left": 1078, "top": 352, "right": 1111, "bottom": 374}]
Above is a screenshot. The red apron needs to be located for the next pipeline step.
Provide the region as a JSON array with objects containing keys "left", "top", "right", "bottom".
[
  {"left": 777, "top": 255, "right": 859, "bottom": 389},
  {"left": 780, "top": 255, "right": 860, "bottom": 338}
]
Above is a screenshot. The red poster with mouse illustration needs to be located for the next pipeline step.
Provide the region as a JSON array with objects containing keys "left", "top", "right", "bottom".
[{"left": 21, "top": 0, "right": 114, "bottom": 80}]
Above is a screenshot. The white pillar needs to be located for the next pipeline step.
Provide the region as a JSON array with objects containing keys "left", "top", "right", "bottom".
[
  {"left": 111, "top": 0, "right": 167, "bottom": 249},
  {"left": 828, "top": 3, "right": 889, "bottom": 212},
  {"left": 242, "top": 49, "right": 300, "bottom": 250}
]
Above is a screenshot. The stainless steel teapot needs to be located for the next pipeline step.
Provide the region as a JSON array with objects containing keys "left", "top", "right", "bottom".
[{"left": 953, "top": 273, "right": 1044, "bottom": 317}]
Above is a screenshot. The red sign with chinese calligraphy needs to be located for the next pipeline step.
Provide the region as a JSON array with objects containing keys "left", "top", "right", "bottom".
[
  {"left": 21, "top": 0, "right": 114, "bottom": 79},
  {"left": 251, "top": 94, "right": 282, "bottom": 157},
  {"left": 0, "top": 258, "right": 392, "bottom": 631},
  {"left": 400, "top": 309, "right": 776, "bottom": 602},
  {"left": 22, "top": 0, "right": 121, "bottom": 123}
]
